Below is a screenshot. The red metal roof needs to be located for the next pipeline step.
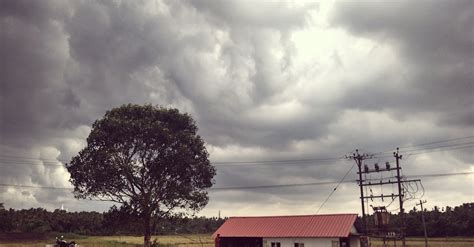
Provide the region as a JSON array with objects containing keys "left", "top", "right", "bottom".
[{"left": 212, "top": 214, "right": 358, "bottom": 238}]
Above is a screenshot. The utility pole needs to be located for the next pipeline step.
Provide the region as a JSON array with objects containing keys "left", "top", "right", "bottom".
[
  {"left": 352, "top": 148, "right": 419, "bottom": 247},
  {"left": 394, "top": 148, "right": 406, "bottom": 247},
  {"left": 354, "top": 150, "right": 366, "bottom": 234},
  {"left": 416, "top": 200, "right": 429, "bottom": 247}
]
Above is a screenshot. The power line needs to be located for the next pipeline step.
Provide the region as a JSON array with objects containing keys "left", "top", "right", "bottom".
[
  {"left": 0, "top": 154, "right": 345, "bottom": 165},
  {"left": 0, "top": 144, "right": 471, "bottom": 169},
  {"left": 0, "top": 159, "right": 342, "bottom": 168},
  {"left": 0, "top": 135, "right": 472, "bottom": 168},
  {"left": 213, "top": 160, "right": 340, "bottom": 167},
  {"left": 409, "top": 171, "right": 474, "bottom": 178},
  {"left": 315, "top": 163, "right": 355, "bottom": 214},
  {"left": 372, "top": 143, "right": 474, "bottom": 159},
  {"left": 209, "top": 181, "right": 340, "bottom": 191},
  {"left": 0, "top": 155, "right": 345, "bottom": 167},
  {"left": 1, "top": 134, "right": 471, "bottom": 162},
  {"left": 398, "top": 135, "right": 474, "bottom": 149},
  {"left": 375, "top": 135, "right": 474, "bottom": 155},
  {"left": 401, "top": 141, "right": 474, "bottom": 153},
  {"left": 403, "top": 144, "right": 474, "bottom": 156},
  {"left": 212, "top": 156, "right": 344, "bottom": 165},
  {"left": 0, "top": 154, "right": 346, "bottom": 168},
  {"left": 0, "top": 161, "right": 64, "bottom": 167},
  {"left": 0, "top": 171, "right": 471, "bottom": 192},
  {"left": 0, "top": 183, "right": 73, "bottom": 190},
  {"left": 0, "top": 155, "right": 68, "bottom": 163}
]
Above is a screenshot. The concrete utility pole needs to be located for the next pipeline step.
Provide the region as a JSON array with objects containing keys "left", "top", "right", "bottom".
[
  {"left": 394, "top": 148, "right": 406, "bottom": 247},
  {"left": 352, "top": 148, "right": 418, "bottom": 247},
  {"left": 353, "top": 149, "right": 367, "bottom": 234},
  {"left": 416, "top": 200, "right": 429, "bottom": 247}
]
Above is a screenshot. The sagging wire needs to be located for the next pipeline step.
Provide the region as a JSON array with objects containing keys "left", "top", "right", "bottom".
[{"left": 401, "top": 177, "right": 425, "bottom": 201}]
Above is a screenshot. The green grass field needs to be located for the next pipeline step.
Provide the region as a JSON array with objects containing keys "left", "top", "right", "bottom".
[
  {"left": 1, "top": 235, "right": 473, "bottom": 247},
  {"left": 0, "top": 234, "right": 213, "bottom": 247},
  {"left": 370, "top": 237, "right": 474, "bottom": 247}
]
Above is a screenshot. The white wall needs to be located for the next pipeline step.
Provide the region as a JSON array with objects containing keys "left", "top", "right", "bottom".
[
  {"left": 349, "top": 237, "right": 360, "bottom": 247},
  {"left": 263, "top": 237, "right": 360, "bottom": 247},
  {"left": 264, "top": 237, "right": 337, "bottom": 247}
]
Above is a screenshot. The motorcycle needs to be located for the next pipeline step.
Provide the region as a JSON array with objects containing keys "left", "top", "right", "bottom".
[{"left": 55, "top": 236, "right": 77, "bottom": 247}]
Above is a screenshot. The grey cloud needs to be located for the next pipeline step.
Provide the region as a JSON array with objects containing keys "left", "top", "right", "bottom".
[
  {"left": 0, "top": 0, "right": 68, "bottom": 25},
  {"left": 189, "top": 0, "right": 316, "bottom": 30},
  {"left": 332, "top": 1, "right": 473, "bottom": 62},
  {"left": 0, "top": 0, "right": 82, "bottom": 148},
  {"left": 155, "top": 1, "right": 326, "bottom": 148},
  {"left": 0, "top": 0, "right": 472, "bottom": 215},
  {"left": 331, "top": 0, "right": 474, "bottom": 127}
]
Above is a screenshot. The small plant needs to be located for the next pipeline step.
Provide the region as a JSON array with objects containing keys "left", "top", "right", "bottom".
[{"left": 151, "top": 239, "right": 159, "bottom": 247}]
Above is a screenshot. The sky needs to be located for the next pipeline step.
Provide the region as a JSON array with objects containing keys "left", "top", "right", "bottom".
[{"left": 0, "top": 0, "right": 473, "bottom": 217}]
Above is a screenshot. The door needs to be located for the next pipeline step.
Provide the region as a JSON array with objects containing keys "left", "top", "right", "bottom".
[{"left": 339, "top": 237, "right": 350, "bottom": 247}]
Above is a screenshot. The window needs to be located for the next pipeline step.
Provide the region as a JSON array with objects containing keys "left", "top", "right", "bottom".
[
  {"left": 271, "top": 242, "right": 281, "bottom": 247},
  {"left": 294, "top": 243, "right": 305, "bottom": 247},
  {"left": 331, "top": 240, "right": 339, "bottom": 247}
]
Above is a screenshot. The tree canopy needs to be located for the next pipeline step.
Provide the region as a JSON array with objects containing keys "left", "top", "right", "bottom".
[
  {"left": 1, "top": 204, "right": 474, "bottom": 239},
  {"left": 66, "top": 104, "right": 215, "bottom": 246}
]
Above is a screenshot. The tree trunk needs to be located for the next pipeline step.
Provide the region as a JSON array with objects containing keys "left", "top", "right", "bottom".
[{"left": 143, "top": 213, "right": 151, "bottom": 247}]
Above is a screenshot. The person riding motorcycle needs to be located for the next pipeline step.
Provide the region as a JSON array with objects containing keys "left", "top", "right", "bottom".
[{"left": 55, "top": 236, "right": 76, "bottom": 247}]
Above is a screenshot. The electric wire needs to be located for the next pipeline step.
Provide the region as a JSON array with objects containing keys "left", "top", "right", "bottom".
[
  {"left": 315, "top": 163, "right": 355, "bottom": 214},
  {"left": 212, "top": 156, "right": 345, "bottom": 165},
  {"left": 0, "top": 135, "right": 472, "bottom": 167},
  {"left": 376, "top": 135, "right": 474, "bottom": 154},
  {"left": 373, "top": 136, "right": 474, "bottom": 155},
  {"left": 0, "top": 159, "right": 343, "bottom": 168},
  {"left": 0, "top": 155, "right": 345, "bottom": 168},
  {"left": 0, "top": 171, "right": 471, "bottom": 192},
  {"left": 0, "top": 142, "right": 471, "bottom": 169},
  {"left": 0, "top": 154, "right": 345, "bottom": 165},
  {"left": 371, "top": 143, "right": 474, "bottom": 159},
  {"left": 404, "top": 141, "right": 473, "bottom": 152}
]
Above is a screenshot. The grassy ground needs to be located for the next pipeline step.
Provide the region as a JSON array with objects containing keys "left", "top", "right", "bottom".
[
  {"left": 0, "top": 234, "right": 213, "bottom": 247},
  {"left": 371, "top": 237, "right": 474, "bottom": 247},
  {"left": 0, "top": 235, "right": 473, "bottom": 247}
]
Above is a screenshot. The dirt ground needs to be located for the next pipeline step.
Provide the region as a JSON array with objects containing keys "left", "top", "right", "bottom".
[{"left": 1, "top": 235, "right": 473, "bottom": 247}]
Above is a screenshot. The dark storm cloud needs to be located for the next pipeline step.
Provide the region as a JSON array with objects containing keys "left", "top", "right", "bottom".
[
  {"left": 0, "top": 0, "right": 82, "bottom": 210},
  {"left": 0, "top": 0, "right": 472, "bottom": 215},
  {"left": 0, "top": 0, "right": 321, "bottom": 211},
  {"left": 189, "top": 0, "right": 315, "bottom": 30},
  {"left": 64, "top": 0, "right": 321, "bottom": 150},
  {"left": 0, "top": 0, "right": 86, "bottom": 149},
  {"left": 331, "top": 0, "right": 474, "bottom": 127}
]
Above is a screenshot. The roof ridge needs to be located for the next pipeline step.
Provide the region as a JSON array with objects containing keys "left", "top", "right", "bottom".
[
  {"left": 228, "top": 213, "right": 358, "bottom": 219},
  {"left": 213, "top": 213, "right": 359, "bottom": 239}
]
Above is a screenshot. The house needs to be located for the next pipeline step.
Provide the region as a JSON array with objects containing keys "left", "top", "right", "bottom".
[{"left": 213, "top": 214, "right": 362, "bottom": 247}]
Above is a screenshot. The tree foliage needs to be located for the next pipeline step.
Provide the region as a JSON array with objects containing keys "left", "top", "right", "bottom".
[
  {"left": 0, "top": 203, "right": 473, "bottom": 238},
  {"left": 65, "top": 104, "right": 215, "bottom": 246},
  {"left": 0, "top": 207, "right": 226, "bottom": 237},
  {"left": 363, "top": 203, "right": 474, "bottom": 237}
]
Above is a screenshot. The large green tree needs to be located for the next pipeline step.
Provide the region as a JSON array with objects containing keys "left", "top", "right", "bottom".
[{"left": 66, "top": 104, "right": 215, "bottom": 246}]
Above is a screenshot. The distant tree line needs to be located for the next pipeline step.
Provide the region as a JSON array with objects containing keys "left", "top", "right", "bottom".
[
  {"left": 0, "top": 202, "right": 472, "bottom": 237},
  {"left": 0, "top": 204, "right": 225, "bottom": 236},
  {"left": 362, "top": 202, "right": 474, "bottom": 237}
]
